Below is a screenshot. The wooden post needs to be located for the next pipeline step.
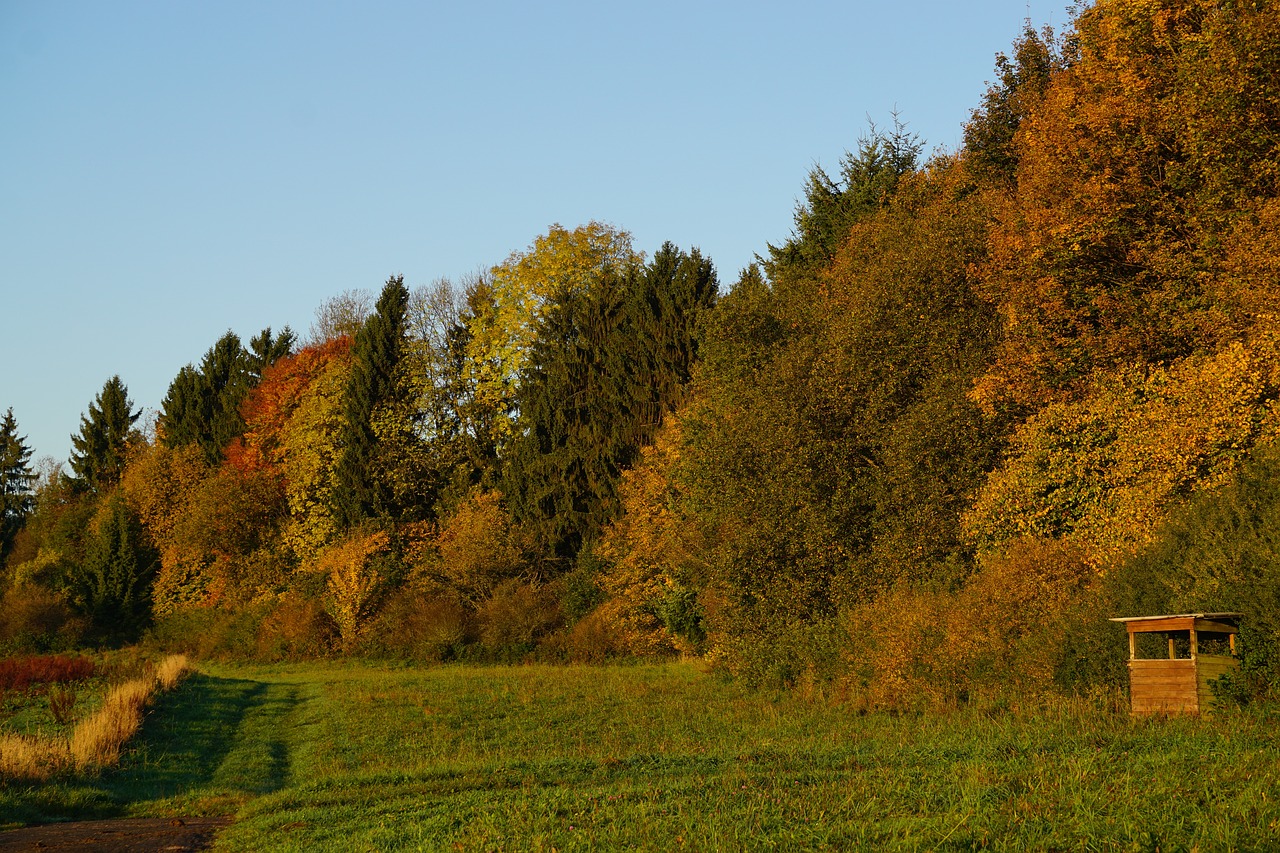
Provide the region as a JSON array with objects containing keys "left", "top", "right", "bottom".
[
  {"left": 1129, "top": 631, "right": 1136, "bottom": 661},
  {"left": 1190, "top": 627, "right": 1198, "bottom": 660},
  {"left": 1169, "top": 637, "right": 1177, "bottom": 660},
  {"left": 1230, "top": 633, "right": 1237, "bottom": 656}
]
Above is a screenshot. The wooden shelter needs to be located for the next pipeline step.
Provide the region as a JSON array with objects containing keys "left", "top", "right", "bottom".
[{"left": 1109, "top": 613, "right": 1241, "bottom": 716}]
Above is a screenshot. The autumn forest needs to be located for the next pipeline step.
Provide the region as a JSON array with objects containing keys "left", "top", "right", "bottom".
[{"left": 3, "top": 0, "right": 1280, "bottom": 708}]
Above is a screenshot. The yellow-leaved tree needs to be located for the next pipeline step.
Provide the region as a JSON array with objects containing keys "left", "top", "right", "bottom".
[
  {"left": 461, "top": 222, "right": 642, "bottom": 447},
  {"left": 318, "top": 528, "right": 391, "bottom": 653}
]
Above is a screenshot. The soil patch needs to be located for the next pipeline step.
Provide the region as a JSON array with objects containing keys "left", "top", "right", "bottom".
[{"left": 0, "top": 817, "right": 231, "bottom": 852}]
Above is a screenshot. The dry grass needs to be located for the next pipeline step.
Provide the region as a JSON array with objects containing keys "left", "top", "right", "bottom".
[{"left": 0, "top": 654, "right": 190, "bottom": 781}]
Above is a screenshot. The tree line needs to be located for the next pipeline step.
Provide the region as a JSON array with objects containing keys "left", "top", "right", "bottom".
[{"left": 4, "top": 0, "right": 1280, "bottom": 705}]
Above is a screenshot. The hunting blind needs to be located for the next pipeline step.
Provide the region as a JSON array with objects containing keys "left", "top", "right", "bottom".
[{"left": 1109, "top": 613, "right": 1241, "bottom": 716}]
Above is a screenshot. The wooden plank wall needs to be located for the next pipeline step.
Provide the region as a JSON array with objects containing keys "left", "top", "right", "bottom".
[
  {"left": 1129, "top": 659, "right": 1198, "bottom": 715},
  {"left": 1195, "top": 654, "right": 1237, "bottom": 714}
]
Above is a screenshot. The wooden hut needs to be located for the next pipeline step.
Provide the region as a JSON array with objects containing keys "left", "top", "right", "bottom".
[{"left": 1109, "top": 613, "right": 1241, "bottom": 716}]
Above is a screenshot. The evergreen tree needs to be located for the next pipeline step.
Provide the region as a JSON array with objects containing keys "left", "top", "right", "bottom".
[
  {"left": 765, "top": 117, "right": 922, "bottom": 281},
  {"left": 0, "top": 407, "right": 35, "bottom": 564},
  {"left": 69, "top": 376, "right": 140, "bottom": 494},
  {"left": 962, "top": 24, "right": 1059, "bottom": 183},
  {"left": 159, "top": 327, "right": 295, "bottom": 464},
  {"left": 71, "top": 494, "right": 157, "bottom": 643},
  {"left": 506, "top": 246, "right": 717, "bottom": 563},
  {"left": 332, "top": 275, "right": 411, "bottom": 530}
]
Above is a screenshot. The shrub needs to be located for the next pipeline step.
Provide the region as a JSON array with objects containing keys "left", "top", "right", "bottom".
[
  {"left": 0, "top": 654, "right": 95, "bottom": 692},
  {"left": 255, "top": 594, "right": 335, "bottom": 660},
  {"left": 359, "top": 588, "right": 472, "bottom": 661},
  {"left": 476, "top": 579, "right": 561, "bottom": 656},
  {"left": 318, "top": 529, "right": 391, "bottom": 653},
  {"left": 0, "top": 586, "right": 86, "bottom": 654},
  {"left": 146, "top": 604, "right": 270, "bottom": 660},
  {"left": 434, "top": 489, "right": 526, "bottom": 605}
]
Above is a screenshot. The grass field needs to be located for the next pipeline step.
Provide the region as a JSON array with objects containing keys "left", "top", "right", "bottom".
[{"left": 2, "top": 660, "right": 1279, "bottom": 851}]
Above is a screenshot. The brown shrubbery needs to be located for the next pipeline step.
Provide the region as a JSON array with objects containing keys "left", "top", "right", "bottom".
[{"left": 0, "top": 654, "right": 95, "bottom": 692}]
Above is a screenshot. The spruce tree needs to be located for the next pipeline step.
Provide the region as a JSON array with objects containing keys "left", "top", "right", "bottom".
[
  {"left": 0, "top": 407, "right": 35, "bottom": 564},
  {"left": 332, "top": 275, "right": 410, "bottom": 530},
  {"left": 69, "top": 376, "right": 140, "bottom": 494},
  {"left": 159, "top": 327, "right": 295, "bottom": 464},
  {"left": 505, "top": 246, "right": 717, "bottom": 563},
  {"left": 71, "top": 494, "right": 157, "bottom": 643}
]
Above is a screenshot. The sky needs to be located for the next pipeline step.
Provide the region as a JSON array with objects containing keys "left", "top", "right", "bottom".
[{"left": 1, "top": 0, "right": 1075, "bottom": 467}]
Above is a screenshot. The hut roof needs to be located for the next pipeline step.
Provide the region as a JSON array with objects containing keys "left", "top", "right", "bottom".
[{"left": 1109, "top": 613, "right": 1242, "bottom": 633}]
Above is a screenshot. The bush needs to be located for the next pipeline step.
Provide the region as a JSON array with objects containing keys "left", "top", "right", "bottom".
[
  {"left": 476, "top": 580, "right": 561, "bottom": 657},
  {"left": 359, "top": 588, "right": 473, "bottom": 662},
  {"left": 0, "top": 586, "right": 86, "bottom": 654},
  {"left": 0, "top": 654, "right": 95, "bottom": 692},
  {"left": 255, "top": 594, "right": 335, "bottom": 660},
  {"left": 146, "top": 604, "right": 271, "bottom": 660}
]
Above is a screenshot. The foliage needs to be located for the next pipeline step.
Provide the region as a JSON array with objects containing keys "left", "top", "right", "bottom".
[
  {"left": 973, "top": 0, "right": 1280, "bottom": 413},
  {"left": 67, "top": 494, "right": 157, "bottom": 644},
  {"left": 317, "top": 528, "right": 392, "bottom": 653},
  {"left": 68, "top": 376, "right": 141, "bottom": 495},
  {"left": 431, "top": 488, "right": 526, "bottom": 605},
  {"left": 963, "top": 24, "right": 1060, "bottom": 182},
  {"left": 765, "top": 115, "right": 922, "bottom": 279},
  {"left": 463, "top": 222, "right": 644, "bottom": 450},
  {"left": 0, "top": 586, "right": 84, "bottom": 654},
  {"left": 966, "top": 330, "right": 1280, "bottom": 568},
  {"left": 331, "top": 276, "right": 412, "bottom": 530},
  {"left": 227, "top": 337, "right": 353, "bottom": 569},
  {"left": 475, "top": 579, "right": 562, "bottom": 655},
  {"left": 504, "top": 242, "right": 716, "bottom": 563},
  {"left": 0, "top": 408, "right": 35, "bottom": 566},
  {"left": 158, "top": 328, "right": 294, "bottom": 465},
  {"left": 596, "top": 416, "right": 704, "bottom": 656},
  {"left": 683, "top": 158, "right": 1003, "bottom": 683}
]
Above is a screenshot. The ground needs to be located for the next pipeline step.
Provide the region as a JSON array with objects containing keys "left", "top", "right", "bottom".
[{"left": 0, "top": 816, "right": 230, "bottom": 851}]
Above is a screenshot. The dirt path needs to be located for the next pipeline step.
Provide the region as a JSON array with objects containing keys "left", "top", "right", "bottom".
[{"left": 0, "top": 816, "right": 231, "bottom": 851}]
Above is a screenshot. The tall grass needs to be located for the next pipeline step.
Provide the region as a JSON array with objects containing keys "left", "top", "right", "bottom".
[{"left": 0, "top": 654, "right": 189, "bottom": 780}]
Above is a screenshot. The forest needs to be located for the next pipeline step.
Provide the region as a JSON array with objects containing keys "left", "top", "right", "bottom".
[{"left": 3, "top": 0, "right": 1279, "bottom": 710}]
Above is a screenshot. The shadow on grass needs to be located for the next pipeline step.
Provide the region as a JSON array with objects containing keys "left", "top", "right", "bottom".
[{"left": 0, "top": 673, "right": 301, "bottom": 828}]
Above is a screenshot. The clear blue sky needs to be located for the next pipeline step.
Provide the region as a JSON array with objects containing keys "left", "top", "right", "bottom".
[{"left": 1, "top": 0, "right": 1074, "bottom": 466}]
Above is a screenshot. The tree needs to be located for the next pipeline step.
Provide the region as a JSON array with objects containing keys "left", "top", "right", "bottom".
[
  {"left": 464, "top": 223, "right": 644, "bottom": 449},
  {"left": 963, "top": 24, "right": 1060, "bottom": 183},
  {"left": 159, "top": 327, "right": 295, "bottom": 464},
  {"left": 308, "top": 288, "right": 373, "bottom": 345},
  {"left": 331, "top": 275, "right": 411, "bottom": 530},
  {"left": 765, "top": 117, "right": 922, "bottom": 281},
  {"left": 69, "top": 376, "right": 141, "bottom": 495},
  {"left": 0, "top": 408, "right": 35, "bottom": 565},
  {"left": 505, "top": 244, "right": 717, "bottom": 563},
  {"left": 70, "top": 493, "right": 157, "bottom": 643}
]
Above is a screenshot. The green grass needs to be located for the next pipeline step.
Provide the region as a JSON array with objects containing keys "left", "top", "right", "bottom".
[{"left": 4, "top": 660, "right": 1280, "bottom": 850}]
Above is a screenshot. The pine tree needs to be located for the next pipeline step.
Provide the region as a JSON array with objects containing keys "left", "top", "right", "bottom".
[
  {"left": 331, "top": 275, "right": 411, "bottom": 530},
  {"left": 0, "top": 407, "right": 35, "bottom": 564},
  {"left": 69, "top": 376, "right": 141, "bottom": 494}
]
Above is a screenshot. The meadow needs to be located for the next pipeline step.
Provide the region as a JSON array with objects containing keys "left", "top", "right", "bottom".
[{"left": 2, "top": 660, "right": 1279, "bottom": 851}]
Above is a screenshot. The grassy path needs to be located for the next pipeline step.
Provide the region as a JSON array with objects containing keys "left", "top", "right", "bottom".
[{"left": 4, "top": 661, "right": 1280, "bottom": 850}]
